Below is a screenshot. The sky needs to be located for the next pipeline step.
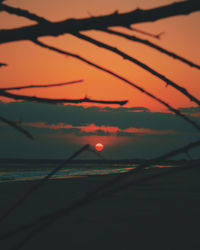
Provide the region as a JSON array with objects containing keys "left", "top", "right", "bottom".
[{"left": 0, "top": 0, "right": 200, "bottom": 159}]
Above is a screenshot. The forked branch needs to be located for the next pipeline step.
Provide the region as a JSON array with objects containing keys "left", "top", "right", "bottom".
[{"left": 0, "top": 1, "right": 200, "bottom": 44}]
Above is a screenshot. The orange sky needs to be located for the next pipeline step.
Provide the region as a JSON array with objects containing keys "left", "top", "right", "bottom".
[{"left": 0, "top": 0, "right": 200, "bottom": 112}]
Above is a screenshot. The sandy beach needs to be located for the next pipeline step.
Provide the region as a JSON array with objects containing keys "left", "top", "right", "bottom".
[{"left": 1, "top": 165, "right": 200, "bottom": 250}]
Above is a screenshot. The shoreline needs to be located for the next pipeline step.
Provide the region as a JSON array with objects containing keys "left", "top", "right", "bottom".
[{"left": 1, "top": 159, "right": 200, "bottom": 173}]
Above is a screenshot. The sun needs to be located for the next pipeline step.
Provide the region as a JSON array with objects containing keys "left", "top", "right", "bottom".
[{"left": 95, "top": 143, "right": 104, "bottom": 151}]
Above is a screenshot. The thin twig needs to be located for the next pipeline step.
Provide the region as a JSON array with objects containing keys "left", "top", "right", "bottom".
[
  {"left": 130, "top": 27, "right": 164, "bottom": 39},
  {"left": 87, "top": 148, "right": 106, "bottom": 160},
  {"left": 0, "top": 116, "right": 33, "bottom": 140},
  {"left": 1, "top": 80, "right": 83, "bottom": 91}
]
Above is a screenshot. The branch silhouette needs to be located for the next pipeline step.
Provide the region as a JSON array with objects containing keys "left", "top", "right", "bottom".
[
  {"left": 0, "top": 1, "right": 200, "bottom": 44},
  {"left": 130, "top": 27, "right": 164, "bottom": 39},
  {"left": 0, "top": 116, "right": 33, "bottom": 140},
  {"left": 0, "top": 90, "right": 128, "bottom": 106},
  {"left": 32, "top": 39, "right": 200, "bottom": 132},
  {"left": 74, "top": 32, "right": 200, "bottom": 105},
  {"left": 1, "top": 79, "right": 83, "bottom": 91},
  {"left": 103, "top": 28, "right": 200, "bottom": 69}
]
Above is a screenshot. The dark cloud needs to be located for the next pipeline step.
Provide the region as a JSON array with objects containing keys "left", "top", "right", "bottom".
[
  {"left": 179, "top": 106, "right": 200, "bottom": 114},
  {"left": 75, "top": 129, "right": 111, "bottom": 136},
  {"left": 102, "top": 107, "right": 149, "bottom": 112},
  {"left": 0, "top": 102, "right": 199, "bottom": 132},
  {"left": 0, "top": 101, "right": 200, "bottom": 159},
  {"left": 0, "top": 122, "right": 112, "bottom": 137},
  {"left": 0, "top": 122, "right": 199, "bottom": 160},
  {"left": 116, "top": 131, "right": 136, "bottom": 137}
]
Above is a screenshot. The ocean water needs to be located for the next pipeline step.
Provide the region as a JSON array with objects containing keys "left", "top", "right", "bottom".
[{"left": 0, "top": 163, "right": 173, "bottom": 183}]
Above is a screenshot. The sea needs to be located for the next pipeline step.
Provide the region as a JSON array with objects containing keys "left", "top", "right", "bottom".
[{"left": 0, "top": 160, "right": 174, "bottom": 183}]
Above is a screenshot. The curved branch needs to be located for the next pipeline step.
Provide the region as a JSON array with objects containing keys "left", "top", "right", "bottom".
[
  {"left": 0, "top": 0, "right": 200, "bottom": 44},
  {"left": 0, "top": 90, "right": 128, "bottom": 106},
  {"left": 1, "top": 79, "right": 83, "bottom": 91},
  {"left": 74, "top": 32, "right": 200, "bottom": 105},
  {"left": 32, "top": 39, "right": 200, "bottom": 132},
  {"left": 0, "top": 116, "right": 33, "bottom": 140},
  {"left": 104, "top": 28, "right": 200, "bottom": 70}
]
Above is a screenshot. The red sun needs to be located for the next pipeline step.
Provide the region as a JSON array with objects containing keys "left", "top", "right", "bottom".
[{"left": 95, "top": 143, "right": 104, "bottom": 151}]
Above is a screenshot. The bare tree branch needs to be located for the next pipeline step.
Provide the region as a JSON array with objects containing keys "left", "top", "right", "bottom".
[
  {"left": 0, "top": 116, "right": 33, "bottom": 140},
  {"left": 0, "top": 2, "right": 50, "bottom": 24},
  {"left": 0, "top": 0, "right": 199, "bottom": 45},
  {"left": 1, "top": 79, "right": 83, "bottom": 91},
  {"left": 103, "top": 28, "right": 200, "bottom": 69},
  {"left": 2, "top": 138, "right": 200, "bottom": 243},
  {"left": 0, "top": 89, "right": 128, "bottom": 106},
  {"left": 74, "top": 32, "right": 200, "bottom": 105},
  {"left": 32, "top": 39, "right": 200, "bottom": 132}
]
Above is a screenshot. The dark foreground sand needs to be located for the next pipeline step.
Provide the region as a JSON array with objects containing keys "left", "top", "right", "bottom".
[{"left": 1, "top": 165, "right": 200, "bottom": 250}]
